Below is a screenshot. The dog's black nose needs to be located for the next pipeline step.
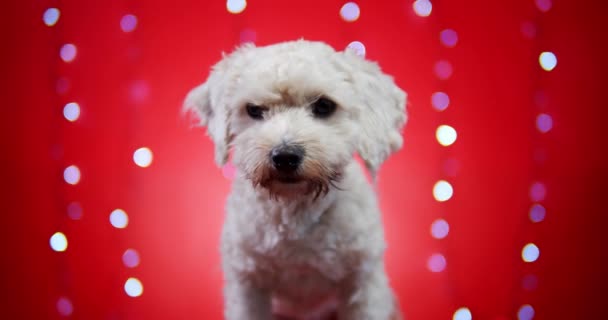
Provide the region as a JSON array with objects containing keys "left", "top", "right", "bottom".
[{"left": 270, "top": 145, "right": 304, "bottom": 173}]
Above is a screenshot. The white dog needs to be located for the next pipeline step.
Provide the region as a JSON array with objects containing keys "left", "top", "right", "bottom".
[{"left": 185, "top": 40, "right": 407, "bottom": 320}]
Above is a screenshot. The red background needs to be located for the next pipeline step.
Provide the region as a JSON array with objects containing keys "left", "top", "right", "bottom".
[{"left": 3, "top": 0, "right": 608, "bottom": 319}]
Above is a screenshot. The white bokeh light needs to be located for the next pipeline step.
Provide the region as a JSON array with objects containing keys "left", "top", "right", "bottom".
[
  {"left": 518, "top": 304, "right": 535, "bottom": 320},
  {"left": 227, "top": 0, "right": 247, "bottom": 14},
  {"left": 436, "top": 125, "right": 457, "bottom": 146},
  {"left": 124, "top": 277, "right": 143, "bottom": 297},
  {"left": 63, "top": 165, "right": 81, "bottom": 185},
  {"left": 110, "top": 209, "right": 129, "bottom": 229},
  {"left": 63, "top": 102, "right": 80, "bottom": 122},
  {"left": 433, "top": 180, "right": 453, "bottom": 202},
  {"left": 413, "top": 0, "right": 432, "bottom": 17},
  {"left": 539, "top": 52, "right": 557, "bottom": 71},
  {"left": 43, "top": 8, "right": 60, "bottom": 26},
  {"left": 347, "top": 41, "right": 366, "bottom": 57},
  {"left": 427, "top": 253, "right": 446, "bottom": 272},
  {"left": 431, "top": 218, "right": 450, "bottom": 239},
  {"left": 453, "top": 307, "right": 472, "bottom": 320},
  {"left": 120, "top": 14, "right": 138, "bottom": 32},
  {"left": 340, "top": 2, "right": 360, "bottom": 22},
  {"left": 522, "top": 243, "right": 540, "bottom": 263},
  {"left": 133, "top": 147, "right": 153, "bottom": 167},
  {"left": 60, "top": 44, "right": 77, "bottom": 63},
  {"left": 50, "top": 232, "right": 68, "bottom": 252}
]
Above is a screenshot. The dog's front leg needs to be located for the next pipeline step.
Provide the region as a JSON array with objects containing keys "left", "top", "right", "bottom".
[
  {"left": 338, "top": 263, "right": 396, "bottom": 320},
  {"left": 224, "top": 272, "right": 271, "bottom": 320}
]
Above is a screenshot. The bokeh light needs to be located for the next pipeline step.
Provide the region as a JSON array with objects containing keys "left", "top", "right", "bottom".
[
  {"left": 63, "top": 102, "right": 80, "bottom": 122},
  {"left": 431, "top": 218, "right": 450, "bottom": 239},
  {"left": 340, "top": 2, "right": 360, "bottom": 22},
  {"left": 433, "top": 180, "right": 454, "bottom": 202},
  {"left": 63, "top": 165, "right": 81, "bottom": 185},
  {"left": 43, "top": 8, "right": 60, "bottom": 26},
  {"left": 120, "top": 14, "right": 138, "bottom": 32},
  {"left": 529, "top": 182, "right": 547, "bottom": 202},
  {"left": 124, "top": 277, "right": 143, "bottom": 297},
  {"left": 431, "top": 91, "right": 450, "bottom": 111},
  {"left": 347, "top": 41, "right": 366, "bottom": 57},
  {"left": 453, "top": 307, "right": 472, "bottom": 320},
  {"left": 436, "top": 125, "right": 457, "bottom": 146},
  {"left": 440, "top": 29, "right": 458, "bottom": 48},
  {"left": 50, "top": 232, "right": 68, "bottom": 252},
  {"left": 539, "top": 52, "right": 557, "bottom": 71},
  {"left": 60, "top": 44, "right": 77, "bottom": 63},
  {"left": 413, "top": 0, "right": 432, "bottom": 17},
  {"left": 123, "top": 249, "right": 141, "bottom": 268},
  {"left": 434, "top": 60, "right": 453, "bottom": 80},
  {"left": 110, "top": 209, "right": 129, "bottom": 229},
  {"left": 518, "top": 304, "right": 535, "bottom": 320},
  {"left": 536, "top": 113, "right": 553, "bottom": 133},
  {"left": 522, "top": 243, "right": 540, "bottom": 263},
  {"left": 226, "top": 0, "right": 247, "bottom": 14},
  {"left": 427, "top": 253, "right": 446, "bottom": 272},
  {"left": 56, "top": 297, "right": 73, "bottom": 316},
  {"left": 535, "top": 0, "right": 552, "bottom": 12},
  {"left": 67, "top": 202, "right": 83, "bottom": 220},
  {"left": 529, "top": 203, "right": 546, "bottom": 223},
  {"left": 133, "top": 147, "right": 153, "bottom": 167}
]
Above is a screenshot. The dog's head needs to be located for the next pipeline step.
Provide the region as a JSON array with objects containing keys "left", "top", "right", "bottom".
[{"left": 185, "top": 40, "right": 407, "bottom": 198}]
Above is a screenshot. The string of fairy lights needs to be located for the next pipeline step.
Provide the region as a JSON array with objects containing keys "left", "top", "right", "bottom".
[{"left": 43, "top": 6, "right": 149, "bottom": 317}]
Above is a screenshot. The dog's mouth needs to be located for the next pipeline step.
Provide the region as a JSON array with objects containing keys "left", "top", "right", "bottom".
[{"left": 275, "top": 175, "right": 303, "bottom": 184}]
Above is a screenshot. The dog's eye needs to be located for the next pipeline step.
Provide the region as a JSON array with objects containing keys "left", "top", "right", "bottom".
[
  {"left": 311, "top": 97, "right": 337, "bottom": 118},
  {"left": 246, "top": 103, "right": 266, "bottom": 120}
]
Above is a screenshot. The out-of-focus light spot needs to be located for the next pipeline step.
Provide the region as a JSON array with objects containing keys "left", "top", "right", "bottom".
[
  {"left": 522, "top": 243, "right": 540, "bottom": 263},
  {"left": 518, "top": 304, "right": 535, "bottom": 320},
  {"left": 56, "top": 297, "right": 73, "bottom": 316},
  {"left": 436, "top": 125, "right": 457, "bottom": 146},
  {"left": 536, "top": 113, "right": 553, "bottom": 133},
  {"left": 120, "top": 14, "right": 138, "bottom": 32},
  {"left": 222, "top": 163, "right": 236, "bottom": 180},
  {"left": 43, "top": 8, "right": 60, "bottom": 26},
  {"left": 133, "top": 147, "right": 153, "bottom": 167},
  {"left": 124, "top": 277, "right": 143, "bottom": 297},
  {"left": 60, "top": 44, "right": 77, "bottom": 63},
  {"left": 67, "top": 202, "right": 83, "bottom": 220},
  {"left": 522, "top": 274, "right": 539, "bottom": 291},
  {"left": 340, "top": 2, "right": 360, "bottom": 22},
  {"left": 529, "top": 182, "right": 546, "bottom": 202},
  {"left": 347, "top": 41, "right": 366, "bottom": 57},
  {"left": 56, "top": 77, "right": 70, "bottom": 95},
  {"left": 413, "top": 0, "right": 432, "bottom": 17},
  {"left": 427, "top": 253, "right": 446, "bottom": 272},
  {"left": 433, "top": 180, "right": 453, "bottom": 202},
  {"left": 63, "top": 102, "right": 80, "bottom": 122},
  {"left": 64, "top": 165, "right": 81, "bottom": 185},
  {"left": 130, "top": 80, "right": 150, "bottom": 103},
  {"left": 529, "top": 203, "right": 546, "bottom": 223},
  {"left": 240, "top": 28, "right": 256, "bottom": 44},
  {"left": 123, "top": 249, "right": 140, "bottom": 268},
  {"left": 431, "top": 218, "right": 449, "bottom": 239},
  {"left": 521, "top": 21, "right": 537, "bottom": 39},
  {"left": 50, "top": 232, "right": 68, "bottom": 252},
  {"left": 434, "top": 60, "right": 453, "bottom": 80},
  {"left": 535, "top": 0, "right": 552, "bottom": 12},
  {"left": 227, "top": 0, "right": 247, "bottom": 14},
  {"left": 443, "top": 158, "right": 460, "bottom": 177},
  {"left": 539, "top": 52, "right": 557, "bottom": 71},
  {"left": 110, "top": 209, "right": 129, "bottom": 229},
  {"left": 453, "top": 307, "right": 472, "bottom": 320},
  {"left": 431, "top": 92, "right": 450, "bottom": 111},
  {"left": 440, "top": 29, "right": 458, "bottom": 48}
]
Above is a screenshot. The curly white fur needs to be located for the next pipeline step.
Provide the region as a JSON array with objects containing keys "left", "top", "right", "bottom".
[{"left": 185, "top": 40, "right": 407, "bottom": 320}]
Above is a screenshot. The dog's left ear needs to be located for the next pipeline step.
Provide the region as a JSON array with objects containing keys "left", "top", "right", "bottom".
[{"left": 339, "top": 50, "right": 408, "bottom": 178}]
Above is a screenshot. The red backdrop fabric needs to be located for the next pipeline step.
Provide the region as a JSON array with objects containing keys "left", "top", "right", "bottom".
[{"left": 2, "top": 0, "right": 607, "bottom": 319}]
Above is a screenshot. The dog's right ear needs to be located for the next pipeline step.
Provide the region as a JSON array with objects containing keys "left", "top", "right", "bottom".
[{"left": 184, "top": 79, "right": 231, "bottom": 167}]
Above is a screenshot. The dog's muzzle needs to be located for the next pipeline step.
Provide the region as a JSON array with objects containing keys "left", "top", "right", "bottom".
[{"left": 270, "top": 144, "right": 304, "bottom": 174}]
